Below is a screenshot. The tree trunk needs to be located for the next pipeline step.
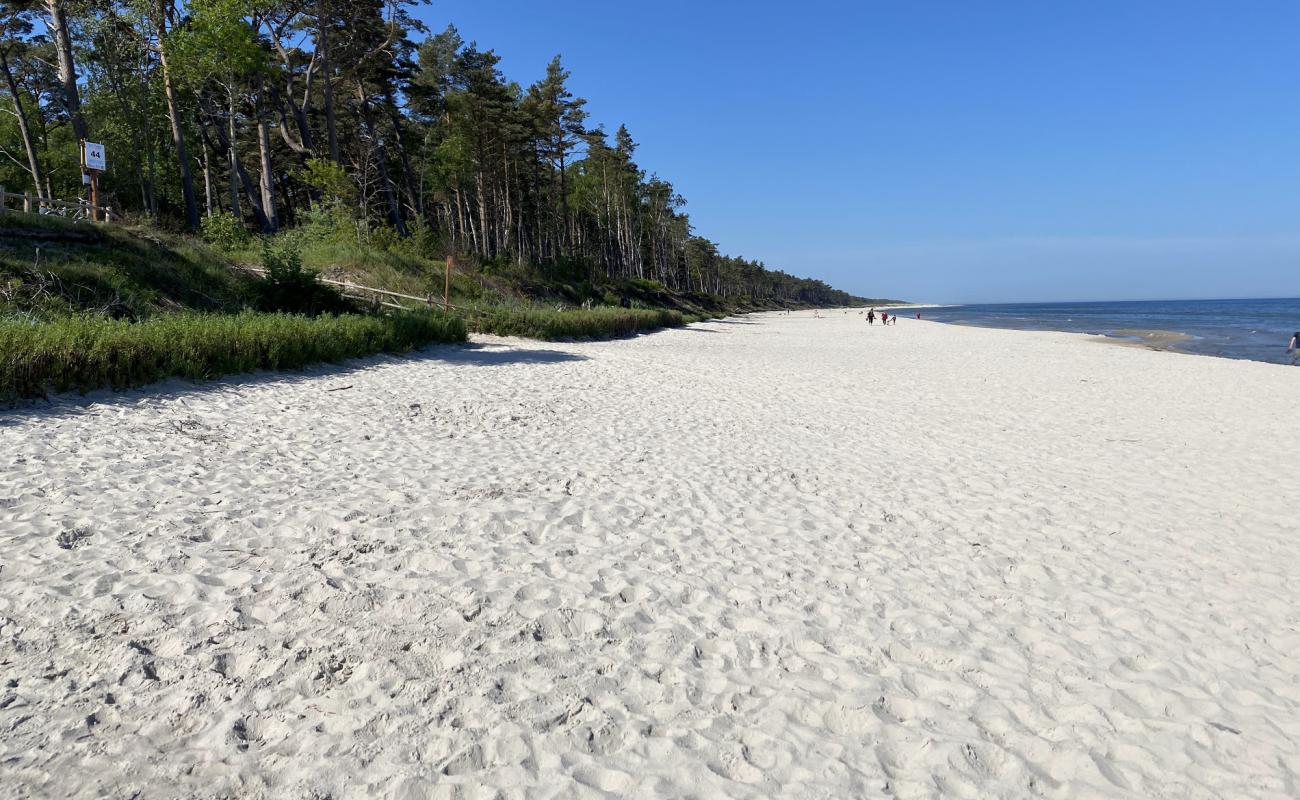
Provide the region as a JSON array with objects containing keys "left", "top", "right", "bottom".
[
  {"left": 357, "top": 85, "right": 405, "bottom": 236},
  {"left": 206, "top": 104, "right": 269, "bottom": 230},
  {"left": 557, "top": 134, "right": 568, "bottom": 258},
  {"left": 46, "top": 0, "right": 87, "bottom": 143},
  {"left": 226, "top": 83, "right": 241, "bottom": 217},
  {"left": 136, "top": 44, "right": 159, "bottom": 219},
  {"left": 272, "top": 79, "right": 312, "bottom": 155},
  {"left": 0, "top": 49, "right": 46, "bottom": 203},
  {"left": 263, "top": 16, "right": 315, "bottom": 156},
  {"left": 201, "top": 141, "right": 213, "bottom": 217},
  {"left": 383, "top": 90, "right": 421, "bottom": 216},
  {"left": 154, "top": 5, "right": 200, "bottom": 228},
  {"left": 146, "top": 136, "right": 159, "bottom": 219},
  {"left": 256, "top": 79, "right": 278, "bottom": 231},
  {"left": 316, "top": 0, "right": 338, "bottom": 161},
  {"left": 475, "top": 170, "right": 488, "bottom": 257}
]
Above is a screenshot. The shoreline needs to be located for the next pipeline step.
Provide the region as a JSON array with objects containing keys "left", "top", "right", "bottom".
[
  {"left": 915, "top": 316, "right": 1294, "bottom": 366},
  {"left": 898, "top": 297, "right": 1299, "bottom": 366},
  {"left": 1095, "top": 327, "right": 1194, "bottom": 353}
]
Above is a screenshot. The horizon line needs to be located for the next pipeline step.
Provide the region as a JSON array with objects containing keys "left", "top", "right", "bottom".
[{"left": 912, "top": 295, "right": 1300, "bottom": 306}]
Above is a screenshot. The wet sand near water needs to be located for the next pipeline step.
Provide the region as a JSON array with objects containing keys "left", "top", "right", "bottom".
[{"left": 1094, "top": 327, "right": 1194, "bottom": 352}]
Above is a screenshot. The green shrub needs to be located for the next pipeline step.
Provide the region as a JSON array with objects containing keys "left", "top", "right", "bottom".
[
  {"left": 300, "top": 158, "right": 357, "bottom": 205},
  {"left": 365, "top": 225, "right": 403, "bottom": 252},
  {"left": 1, "top": 309, "right": 467, "bottom": 401},
  {"left": 257, "top": 240, "right": 350, "bottom": 315},
  {"left": 292, "top": 201, "right": 357, "bottom": 247},
  {"left": 389, "top": 219, "right": 440, "bottom": 259},
  {"left": 200, "top": 213, "right": 252, "bottom": 250},
  {"left": 628, "top": 277, "right": 665, "bottom": 293}
]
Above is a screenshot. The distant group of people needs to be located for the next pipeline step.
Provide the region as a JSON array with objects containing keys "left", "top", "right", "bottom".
[
  {"left": 866, "top": 308, "right": 897, "bottom": 326},
  {"left": 779, "top": 306, "right": 930, "bottom": 327}
]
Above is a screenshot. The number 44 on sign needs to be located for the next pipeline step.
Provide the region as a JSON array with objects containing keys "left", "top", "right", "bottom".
[{"left": 82, "top": 141, "right": 106, "bottom": 171}]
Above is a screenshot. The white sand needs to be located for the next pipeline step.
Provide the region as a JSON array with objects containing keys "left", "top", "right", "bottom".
[{"left": 2, "top": 312, "right": 1298, "bottom": 799}]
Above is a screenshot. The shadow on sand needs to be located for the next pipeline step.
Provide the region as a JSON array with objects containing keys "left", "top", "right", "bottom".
[
  {"left": 1, "top": 342, "right": 588, "bottom": 423},
  {"left": 435, "top": 343, "right": 589, "bottom": 366}
]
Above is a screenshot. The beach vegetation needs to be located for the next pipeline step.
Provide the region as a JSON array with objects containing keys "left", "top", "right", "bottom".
[
  {"left": 465, "top": 304, "right": 686, "bottom": 340},
  {"left": 254, "top": 240, "right": 351, "bottom": 315},
  {"left": 1, "top": 309, "right": 465, "bottom": 401},
  {"left": 0, "top": 213, "right": 258, "bottom": 320},
  {"left": 200, "top": 213, "right": 252, "bottom": 251}
]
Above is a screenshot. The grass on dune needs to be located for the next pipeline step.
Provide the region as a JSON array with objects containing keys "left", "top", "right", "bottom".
[
  {"left": 1, "top": 309, "right": 466, "bottom": 401},
  {"left": 231, "top": 239, "right": 443, "bottom": 297},
  {"left": 1, "top": 213, "right": 256, "bottom": 319},
  {"left": 465, "top": 304, "right": 689, "bottom": 340},
  {"left": 0, "top": 214, "right": 716, "bottom": 402}
]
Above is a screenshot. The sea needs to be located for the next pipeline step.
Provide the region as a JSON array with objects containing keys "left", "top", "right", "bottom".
[{"left": 915, "top": 298, "right": 1300, "bottom": 365}]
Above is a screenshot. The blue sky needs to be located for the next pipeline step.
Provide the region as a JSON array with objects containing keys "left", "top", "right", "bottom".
[{"left": 418, "top": 1, "right": 1300, "bottom": 303}]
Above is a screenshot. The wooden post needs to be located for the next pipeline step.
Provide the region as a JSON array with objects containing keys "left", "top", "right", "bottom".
[
  {"left": 89, "top": 169, "right": 100, "bottom": 223},
  {"left": 23, "top": 191, "right": 32, "bottom": 213},
  {"left": 80, "top": 140, "right": 107, "bottom": 223},
  {"left": 444, "top": 254, "right": 453, "bottom": 313}
]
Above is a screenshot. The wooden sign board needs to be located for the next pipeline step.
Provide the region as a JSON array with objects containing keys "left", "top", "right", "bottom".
[{"left": 82, "top": 141, "right": 106, "bottom": 171}]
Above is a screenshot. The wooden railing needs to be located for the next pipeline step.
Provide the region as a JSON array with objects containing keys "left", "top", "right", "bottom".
[
  {"left": 233, "top": 264, "right": 464, "bottom": 312},
  {"left": 0, "top": 186, "right": 116, "bottom": 223}
]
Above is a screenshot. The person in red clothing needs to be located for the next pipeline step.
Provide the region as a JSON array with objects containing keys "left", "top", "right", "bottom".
[{"left": 881, "top": 311, "right": 889, "bottom": 325}]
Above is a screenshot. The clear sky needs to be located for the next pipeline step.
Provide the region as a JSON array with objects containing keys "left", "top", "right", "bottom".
[{"left": 417, "top": 1, "right": 1300, "bottom": 303}]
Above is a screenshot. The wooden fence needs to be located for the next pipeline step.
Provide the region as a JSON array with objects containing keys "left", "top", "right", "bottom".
[
  {"left": 0, "top": 186, "right": 116, "bottom": 223},
  {"left": 233, "top": 264, "right": 464, "bottom": 313}
]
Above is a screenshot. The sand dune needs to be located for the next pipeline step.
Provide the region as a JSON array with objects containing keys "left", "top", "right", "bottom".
[{"left": 2, "top": 311, "right": 1298, "bottom": 799}]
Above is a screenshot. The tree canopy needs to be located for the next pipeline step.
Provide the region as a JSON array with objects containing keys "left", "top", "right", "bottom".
[{"left": 1, "top": 2, "right": 863, "bottom": 305}]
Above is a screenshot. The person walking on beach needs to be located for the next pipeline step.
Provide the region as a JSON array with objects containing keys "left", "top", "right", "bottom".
[
  {"left": 915, "top": 311, "right": 921, "bottom": 320},
  {"left": 1289, "top": 331, "right": 1300, "bottom": 364},
  {"left": 881, "top": 311, "right": 889, "bottom": 325},
  {"left": 867, "top": 309, "right": 876, "bottom": 325}
]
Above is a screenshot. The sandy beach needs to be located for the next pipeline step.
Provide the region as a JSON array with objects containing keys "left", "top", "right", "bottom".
[{"left": 2, "top": 311, "right": 1298, "bottom": 799}]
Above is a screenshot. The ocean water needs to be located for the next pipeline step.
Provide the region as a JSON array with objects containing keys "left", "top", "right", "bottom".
[{"left": 916, "top": 298, "right": 1300, "bottom": 365}]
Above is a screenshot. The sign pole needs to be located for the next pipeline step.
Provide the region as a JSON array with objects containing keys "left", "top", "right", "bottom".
[
  {"left": 80, "top": 140, "right": 107, "bottom": 223},
  {"left": 80, "top": 140, "right": 88, "bottom": 216}
]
